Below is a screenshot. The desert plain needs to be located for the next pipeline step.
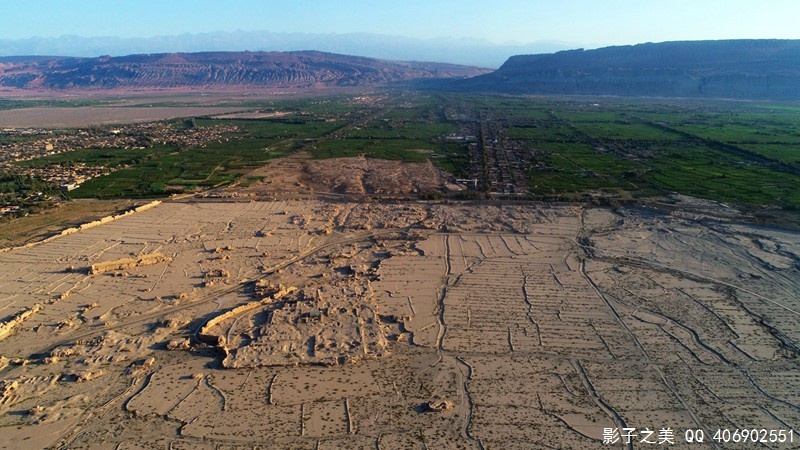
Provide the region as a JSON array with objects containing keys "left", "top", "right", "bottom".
[{"left": 1, "top": 165, "right": 799, "bottom": 449}]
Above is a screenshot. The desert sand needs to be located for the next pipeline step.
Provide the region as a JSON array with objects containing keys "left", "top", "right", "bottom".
[
  {"left": 237, "top": 151, "right": 449, "bottom": 199},
  {"left": 0, "top": 192, "right": 798, "bottom": 449}
]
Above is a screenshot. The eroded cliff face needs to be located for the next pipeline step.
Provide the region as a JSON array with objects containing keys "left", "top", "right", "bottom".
[
  {"left": 441, "top": 39, "right": 800, "bottom": 100},
  {"left": 0, "top": 50, "right": 489, "bottom": 91}
]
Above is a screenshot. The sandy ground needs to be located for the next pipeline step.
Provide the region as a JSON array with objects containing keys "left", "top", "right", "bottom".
[
  {"left": 0, "top": 199, "right": 798, "bottom": 449},
  {"left": 237, "top": 151, "right": 451, "bottom": 198},
  {"left": 0, "top": 106, "right": 250, "bottom": 128}
]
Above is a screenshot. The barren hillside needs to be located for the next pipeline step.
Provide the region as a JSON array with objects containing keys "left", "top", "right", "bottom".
[{"left": 0, "top": 51, "right": 489, "bottom": 92}]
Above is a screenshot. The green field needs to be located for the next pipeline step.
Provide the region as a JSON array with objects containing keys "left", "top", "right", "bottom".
[
  {"left": 310, "top": 138, "right": 431, "bottom": 161},
  {"left": 13, "top": 116, "right": 347, "bottom": 198},
  {"left": 9, "top": 92, "right": 800, "bottom": 209},
  {"left": 194, "top": 117, "right": 345, "bottom": 140},
  {"left": 67, "top": 118, "right": 337, "bottom": 198},
  {"left": 17, "top": 146, "right": 173, "bottom": 169},
  {"left": 462, "top": 95, "right": 800, "bottom": 208},
  {"left": 0, "top": 98, "right": 103, "bottom": 110}
]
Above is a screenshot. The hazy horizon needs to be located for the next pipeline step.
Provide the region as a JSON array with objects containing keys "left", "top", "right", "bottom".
[
  {"left": 0, "top": 30, "right": 582, "bottom": 68},
  {"left": 2, "top": 0, "right": 800, "bottom": 67}
]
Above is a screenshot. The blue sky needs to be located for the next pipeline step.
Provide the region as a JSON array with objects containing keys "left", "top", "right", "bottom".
[{"left": 4, "top": 0, "right": 799, "bottom": 47}]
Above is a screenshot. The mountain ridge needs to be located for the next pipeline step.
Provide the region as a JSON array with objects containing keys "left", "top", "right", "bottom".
[
  {"left": 0, "top": 50, "right": 489, "bottom": 92},
  {"left": 434, "top": 39, "right": 800, "bottom": 100},
  {"left": 4, "top": 40, "right": 800, "bottom": 100},
  {"left": 0, "top": 30, "right": 576, "bottom": 68}
]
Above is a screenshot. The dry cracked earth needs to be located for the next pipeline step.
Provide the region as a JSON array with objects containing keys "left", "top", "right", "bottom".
[{"left": 1, "top": 191, "right": 799, "bottom": 449}]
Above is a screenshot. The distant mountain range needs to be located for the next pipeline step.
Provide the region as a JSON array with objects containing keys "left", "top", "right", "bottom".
[
  {"left": 436, "top": 39, "right": 800, "bottom": 100},
  {"left": 0, "top": 51, "right": 489, "bottom": 92},
  {"left": 0, "top": 31, "right": 575, "bottom": 68},
  {"left": 2, "top": 40, "right": 799, "bottom": 100}
]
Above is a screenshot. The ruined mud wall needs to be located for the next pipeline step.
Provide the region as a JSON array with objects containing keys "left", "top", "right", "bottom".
[
  {"left": 0, "top": 304, "right": 42, "bottom": 341},
  {"left": 87, "top": 252, "right": 171, "bottom": 275},
  {"left": 1, "top": 201, "right": 162, "bottom": 253},
  {"left": 60, "top": 201, "right": 162, "bottom": 237},
  {"left": 197, "top": 285, "right": 298, "bottom": 346}
]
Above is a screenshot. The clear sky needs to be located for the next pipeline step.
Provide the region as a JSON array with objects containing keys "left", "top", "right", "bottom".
[{"left": 4, "top": 0, "right": 799, "bottom": 47}]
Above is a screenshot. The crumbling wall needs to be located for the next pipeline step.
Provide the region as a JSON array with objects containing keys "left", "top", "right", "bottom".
[
  {"left": 87, "top": 252, "right": 171, "bottom": 275},
  {"left": 197, "top": 285, "right": 298, "bottom": 346},
  {"left": 0, "top": 304, "right": 42, "bottom": 341},
  {"left": 1, "top": 200, "right": 162, "bottom": 252}
]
